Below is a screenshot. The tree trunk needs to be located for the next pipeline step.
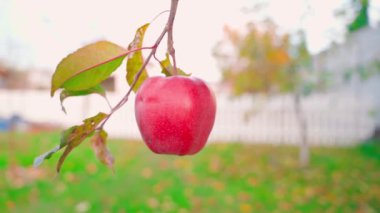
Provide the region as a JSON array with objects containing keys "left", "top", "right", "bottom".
[{"left": 294, "top": 94, "right": 309, "bottom": 167}]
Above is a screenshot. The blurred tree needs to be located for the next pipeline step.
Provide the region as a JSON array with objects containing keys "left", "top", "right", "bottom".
[
  {"left": 214, "top": 21, "right": 315, "bottom": 167},
  {"left": 335, "top": 0, "right": 372, "bottom": 33},
  {"left": 215, "top": 22, "right": 294, "bottom": 95},
  {"left": 347, "top": 0, "right": 369, "bottom": 33}
]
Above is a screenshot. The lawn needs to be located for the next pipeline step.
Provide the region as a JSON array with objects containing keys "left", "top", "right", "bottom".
[{"left": 1, "top": 132, "right": 380, "bottom": 213}]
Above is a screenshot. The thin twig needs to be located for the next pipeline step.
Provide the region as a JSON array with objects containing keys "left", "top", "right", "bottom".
[{"left": 153, "top": 54, "right": 161, "bottom": 65}]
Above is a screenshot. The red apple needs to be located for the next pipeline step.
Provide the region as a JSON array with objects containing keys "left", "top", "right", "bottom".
[{"left": 135, "top": 76, "right": 216, "bottom": 155}]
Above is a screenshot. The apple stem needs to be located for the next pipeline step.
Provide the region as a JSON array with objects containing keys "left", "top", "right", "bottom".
[
  {"left": 167, "top": 0, "right": 179, "bottom": 76},
  {"left": 97, "top": 0, "right": 180, "bottom": 130}
]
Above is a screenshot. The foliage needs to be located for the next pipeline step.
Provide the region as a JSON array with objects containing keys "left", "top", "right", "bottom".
[
  {"left": 59, "top": 85, "right": 107, "bottom": 114},
  {"left": 91, "top": 129, "right": 114, "bottom": 170},
  {"left": 50, "top": 41, "right": 127, "bottom": 96},
  {"left": 214, "top": 22, "right": 324, "bottom": 167},
  {"left": 343, "top": 60, "right": 380, "bottom": 82},
  {"left": 214, "top": 22, "right": 312, "bottom": 97},
  {"left": 126, "top": 23, "right": 150, "bottom": 92},
  {"left": 2, "top": 132, "right": 380, "bottom": 212},
  {"left": 160, "top": 53, "right": 191, "bottom": 77},
  {"left": 38, "top": 24, "right": 154, "bottom": 172},
  {"left": 347, "top": 0, "right": 369, "bottom": 33},
  {"left": 33, "top": 113, "right": 108, "bottom": 172},
  {"left": 35, "top": 0, "right": 192, "bottom": 172}
]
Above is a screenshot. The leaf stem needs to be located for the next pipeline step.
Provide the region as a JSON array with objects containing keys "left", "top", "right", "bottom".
[
  {"left": 98, "top": 0, "right": 180, "bottom": 129},
  {"left": 150, "top": 10, "right": 170, "bottom": 24},
  {"left": 73, "top": 46, "right": 154, "bottom": 80}
]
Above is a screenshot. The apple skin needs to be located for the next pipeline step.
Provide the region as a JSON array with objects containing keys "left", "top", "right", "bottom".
[{"left": 135, "top": 76, "right": 216, "bottom": 155}]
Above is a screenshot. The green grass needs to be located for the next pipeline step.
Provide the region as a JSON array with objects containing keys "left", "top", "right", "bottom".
[{"left": 1, "top": 132, "right": 380, "bottom": 213}]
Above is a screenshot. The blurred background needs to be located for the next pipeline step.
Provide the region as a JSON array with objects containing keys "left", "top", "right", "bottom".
[{"left": 1, "top": 0, "right": 380, "bottom": 212}]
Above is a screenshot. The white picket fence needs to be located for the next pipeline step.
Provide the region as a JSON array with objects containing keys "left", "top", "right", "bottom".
[{"left": 0, "top": 84, "right": 377, "bottom": 146}]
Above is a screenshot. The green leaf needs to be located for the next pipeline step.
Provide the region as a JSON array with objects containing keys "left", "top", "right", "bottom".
[
  {"left": 343, "top": 70, "right": 353, "bottom": 82},
  {"left": 301, "top": 82, "right": 315, "bottom": 96},
  {"left": 33, "top": 145, "right": 61, "bottom": 168},
  {"left": 56, "top": 112, "right": 108, "bottom": 173},
  {"left": 33, "top": 112, "right": 108, "bottom": 172},
  {"left": 160, "top": 53, "right": 191, "bottom": 77},
  {"left": 358, "top": 66, "right": 370, "bottom": 81},
  {"left": 51, "top": 41, "right": 127, "bottom": 96},
  {"left": 60, "top": 126, "right": 78, "bottom": 148},
  {"left": 91, "top": 129, "right": 114, "bottom": 170},
  {"left": 60, "top": 85, "right": 107, "bottom": 114},
  {"left": 33, "top": 126, "right": 77, "bottom": 168},
  {"left": 126, "top": 23, "right": 150, "bottom": 92}
]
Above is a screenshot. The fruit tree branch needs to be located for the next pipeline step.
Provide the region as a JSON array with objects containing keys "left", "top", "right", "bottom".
[{"left": 98, "top": 0, "right": 180, "bottom": 129}]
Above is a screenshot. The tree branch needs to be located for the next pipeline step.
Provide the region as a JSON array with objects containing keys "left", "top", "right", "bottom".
[{"left": 98, "top": 0, "right": 180, "bottom": 130}]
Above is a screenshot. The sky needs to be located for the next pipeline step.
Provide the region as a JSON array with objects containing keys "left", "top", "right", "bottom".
[{"left": 0, "top": 0, "right": 380, "bottom": 83}]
